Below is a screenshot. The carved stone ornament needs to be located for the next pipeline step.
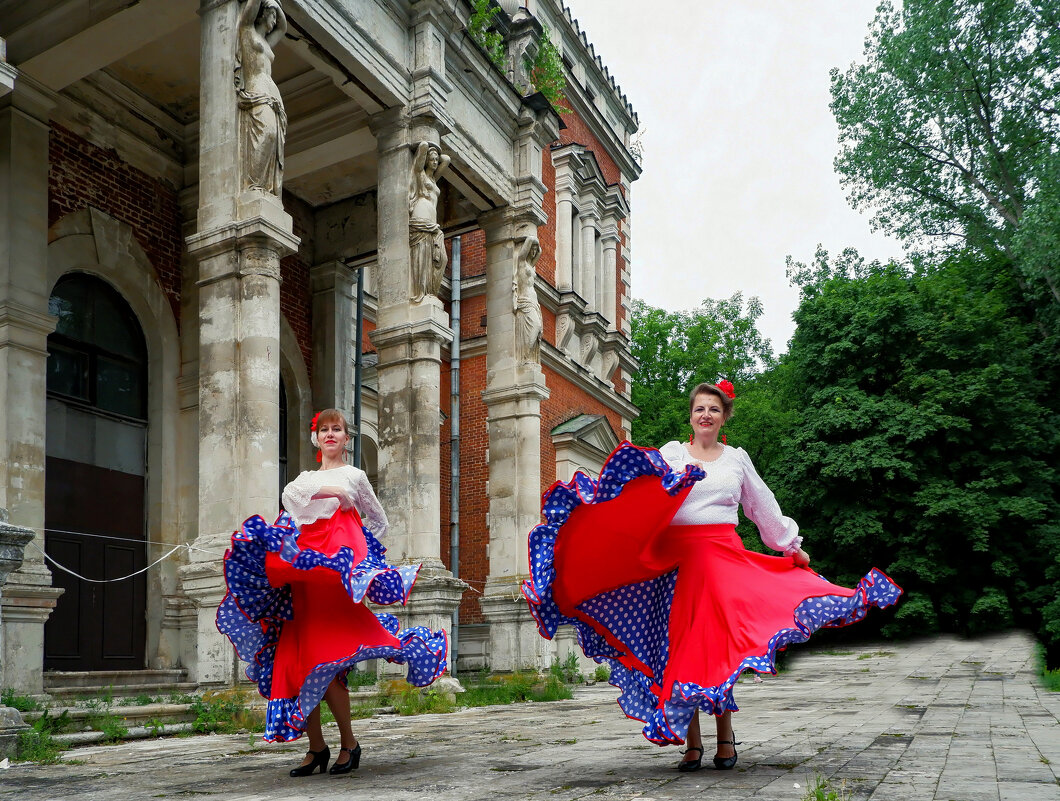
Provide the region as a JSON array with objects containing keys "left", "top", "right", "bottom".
[
  {"left": 408, "top": 141, "right": 451, "bottom": 301},
  {"left": 513, "top": 233, "right": 543, "bottom": 364},
  {"left": 236, "top": 0, "right": 288, "bottom": 195}
]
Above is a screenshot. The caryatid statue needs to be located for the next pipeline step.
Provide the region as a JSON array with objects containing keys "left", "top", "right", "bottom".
[
  {"left": 408, "top": 141, "right": 451, "bottom": 301},
  {"left": 236, "top": 0, "right": 288, "bottom": 195},
  {"left": 514, "top": 232, "right": 543, "bottom": 365}
]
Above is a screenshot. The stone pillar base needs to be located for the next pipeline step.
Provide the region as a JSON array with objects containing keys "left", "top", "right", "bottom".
[
  {"left": 0, "top": 706, "right": 28, "bottom": 759},
  {"left": 1, "top": 584, "right": 62, "bottom": 693},
  {"left": 479, "top": 578, "right": 555, "bottom": 673},
  {"left": 373, "top": 567, "right": 465, "bottom": 679},
  {"left": 178, "top": 561, "right": 235, "bottom": 688}
]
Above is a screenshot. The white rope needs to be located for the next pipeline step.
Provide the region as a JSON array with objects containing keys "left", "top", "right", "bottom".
[
  {"left": 29, "top": 540, "right": 189, "bottom": 584},
  {"left": 24, "top": 525, "right": 228, "bottom": 559}
]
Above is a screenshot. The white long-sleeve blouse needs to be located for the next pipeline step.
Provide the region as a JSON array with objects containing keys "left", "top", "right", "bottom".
[
  {"left": 658, "top": 441, "right": 802, "bottom": 555},
  {"left": 280, "top": 465, "right": 389, "bottom": 539}
]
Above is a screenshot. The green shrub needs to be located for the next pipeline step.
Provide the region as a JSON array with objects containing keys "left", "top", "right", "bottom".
[{"left": 593, "top": 664, "right": 611, "bottom": 683}]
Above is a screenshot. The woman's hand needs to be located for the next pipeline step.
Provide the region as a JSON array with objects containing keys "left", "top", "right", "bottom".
[
  {"left": 791, "top": 548, "right": 811, "bottom": 568},
  {"left": 314, "top": 486, "right": 355, "bottom": 511}
]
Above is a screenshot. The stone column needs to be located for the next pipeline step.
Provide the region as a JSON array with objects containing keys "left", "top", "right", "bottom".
[
  {"left": 600, "top": 226, "right": 620, "bottom": 329},
  {"left": 580, "top": 210, "right": 599, "bottom": 309},
  {"left": 310, "top": 260, "right": 356, "bottom": 417},
  {"left": 0, "top": 509, "right": 33, "bottom": 756},
  {"left": 478, "top": 208, "right": 552, "bottom": 673},
  {"left": 0, "top": 78, "right": 63, "bottom": 695},
  {"left": 554, "top": 187, "right": 574, "bottom": 292},
  {"left": 180, "top": 0, "right": 298, "bottom": 687},
  {"left": 368, "top": 108, "right": 463, "bottom": 646}
]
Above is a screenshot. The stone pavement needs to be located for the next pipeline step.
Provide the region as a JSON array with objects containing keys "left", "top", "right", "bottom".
[{"left": 2, "top": 632, "right": 1057, "bottom": 801}]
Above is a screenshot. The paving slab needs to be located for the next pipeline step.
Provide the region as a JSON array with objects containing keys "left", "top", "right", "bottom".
[{"left": 1, "top": 632, "right": 1057, "bottom": 800}]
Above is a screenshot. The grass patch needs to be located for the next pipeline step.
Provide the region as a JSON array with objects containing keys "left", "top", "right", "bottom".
[
  {"left": 550, "top": 651, "right": 583, "bottom": 685},
  {"left": 132, "top": 693, "right": 158, "bottom": 706},
  {"left": 89, "top": 713, "right": 128, "bottom": 744},
  {"left": 15, "top": 711, "right": 72, "bottom": 763},
  {"left": 1, "top": 688, "right": 40, "bottom": 712},
  {"left": 857, "top": 651, "right": 895, "bottom": 660},
  {"left": 1036, "top": 643, "right": 1060, "bottom": 691},
  {"left": 461, "top": 672, "right": 572, "bottom": 707},
  {"left": 381, "top": 682, "right": 455, "bottom": 716},
  {"left": 593, "top": 664, "right": 610, "bottom": 683},
  {"left": 190, "top": 688, "right": 264, "bottom": 734},
  {"left": 802, "top": 774, "right": 852, "bottom": 801}
]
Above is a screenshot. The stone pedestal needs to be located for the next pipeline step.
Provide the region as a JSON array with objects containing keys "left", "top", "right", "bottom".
[{"left": 0, "top": 511, "right": 34, "bottom": 756}]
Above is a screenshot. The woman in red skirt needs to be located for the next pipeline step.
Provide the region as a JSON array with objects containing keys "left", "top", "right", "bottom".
[
  {"left": 217, "top": 409, "right": 448, "bottom": 777},
  {"left": 523, "top": 381, "right": 901, "bottom": 772}
]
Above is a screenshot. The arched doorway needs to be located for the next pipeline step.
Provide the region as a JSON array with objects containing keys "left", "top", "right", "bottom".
[{"left": 43, "top": 273, "right": 148, "bottom": 671}]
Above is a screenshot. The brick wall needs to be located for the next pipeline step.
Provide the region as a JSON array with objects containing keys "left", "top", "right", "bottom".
[
  {"left": 48, "top": 123, "right": 183, "bottom": 326},
  {"left": 454, "top": 348, "right": 490, "bottom": 622},
  {"left": 280, "top": 193, "right": 314, "bottom": 378}
]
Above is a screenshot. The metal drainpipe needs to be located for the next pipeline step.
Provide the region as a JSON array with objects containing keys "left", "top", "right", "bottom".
[
  {"left": 449, "top": 236, "right": 462, "bottom": 676},
  {"left": 352, "top": 262, "right": 365, "bottom": 467}
]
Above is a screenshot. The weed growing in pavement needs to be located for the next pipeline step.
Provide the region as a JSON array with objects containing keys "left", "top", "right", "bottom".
[
  {"left": 593, "top": 664, "right": 610, "bottom": 683},
  {"left": 801, "top": 774, "right": 851, "bottom": 801},
  {"left": 132, "top": 694, "right": 158, "bottom": 706},
  {"left": 90, "top": 713, "right": 128, "bottom": 744}
]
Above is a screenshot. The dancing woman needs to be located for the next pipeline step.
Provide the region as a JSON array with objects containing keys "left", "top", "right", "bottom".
[
  {"left": 217, "top": 409, "right": 448, "bottom": 776},
  {"left": 523, "top": 381, "right": 901, "bottom": 772}
]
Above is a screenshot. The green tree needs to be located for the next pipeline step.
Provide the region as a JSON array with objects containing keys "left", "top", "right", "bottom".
[
  {"left": 830, "top": 0, "right": 1060, "bottom": 305},
  {"left": 629, "top": 295, "right": 774, "bottom": 448},
  {"left": 774, "top": 248, "right": 1060, "bottom": 657}
]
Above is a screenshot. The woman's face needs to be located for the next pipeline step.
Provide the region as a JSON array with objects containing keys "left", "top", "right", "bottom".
[
  {"left": 690, "top": 392, "right": 725, "bottom": 439},
  {"left": 427, "top": 148, "right": 440, "bottom": 170},
  {"left": 317, "top": 419, "right": 348, "bottom": 460},
  {"left": 261, "top": 6, "right": 278, "bottom": 29}
]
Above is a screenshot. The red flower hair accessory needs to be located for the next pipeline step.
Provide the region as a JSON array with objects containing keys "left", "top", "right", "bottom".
[
  {"left": 716, "top": 379, "right": 736, "bottom": 399},
  {"left": 310, "top": 412, "right": 320, "bottom": 432}
]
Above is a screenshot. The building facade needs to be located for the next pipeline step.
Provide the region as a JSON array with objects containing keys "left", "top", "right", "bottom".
[{"left": 0, "top": 0, "right": 639, "bottom": 695}]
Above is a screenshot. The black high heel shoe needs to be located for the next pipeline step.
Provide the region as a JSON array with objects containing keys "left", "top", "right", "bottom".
[
  {"left": 289, "top": 746, "right": 330, "bottom": 777},
  {"left": 329, "top": 744, "right": 361, "bottom": 775},
  {"left": 677, "top": 745, "right": 703, "bottom": 772},
  {"left": 713, "top": 731, "right": 741, "bottom": 770}
]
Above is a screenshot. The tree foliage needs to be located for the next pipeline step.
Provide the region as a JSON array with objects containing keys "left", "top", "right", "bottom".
[
  {"left": 771, "top": 248, "right": 1060, "bottom": 656},
  {"left": 629, "top": 295, "right": 774, "bottom": 448},
  {"left": 830, "top": 0, "right": 1060, "bottom": 304}
]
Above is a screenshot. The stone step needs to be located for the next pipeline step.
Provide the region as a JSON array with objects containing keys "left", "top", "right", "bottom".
[
  {"left": 24, "top": 702, "right": 197, "bottom": 728},
  {"left": 44, "top": 669, "right": 189, "bottom": 692},
  {"left": 44, "top": 682, "right": 200, "bottom": 703}
]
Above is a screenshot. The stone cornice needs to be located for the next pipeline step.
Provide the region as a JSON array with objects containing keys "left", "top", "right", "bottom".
[{"left": 540, "top": 341, "right": 638, "bottom": 420}]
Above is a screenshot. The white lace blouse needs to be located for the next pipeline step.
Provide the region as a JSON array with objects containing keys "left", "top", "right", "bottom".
[
  {"left": 658, "top": 441, "right": 802, "bottom": 555},
  {"left": 280, "top": 465, "right": 389, "bottom": 539}
]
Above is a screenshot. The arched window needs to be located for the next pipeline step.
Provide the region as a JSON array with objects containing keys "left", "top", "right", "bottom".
[{"left": 47, "top": 274, "right": 147, "bottom": 420}]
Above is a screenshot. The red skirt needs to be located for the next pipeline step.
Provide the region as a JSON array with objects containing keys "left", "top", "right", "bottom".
[{"left": 265, "top": 508, "right": 400, "bottom": 698}]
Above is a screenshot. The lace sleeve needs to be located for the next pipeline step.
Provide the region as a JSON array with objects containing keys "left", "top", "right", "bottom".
[
  {"left": 349, "top": 468, "right": 389, "bottom": 540},
  {"left": 736, "top": 448, "right": 802, "bottom": 554},
  {"left": 281, "top": 473, "right": 315, "bottom": 516}
]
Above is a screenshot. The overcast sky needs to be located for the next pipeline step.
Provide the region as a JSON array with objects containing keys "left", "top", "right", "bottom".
[{"left": 564, "top": 0, "right": 905, "bottom": 355}]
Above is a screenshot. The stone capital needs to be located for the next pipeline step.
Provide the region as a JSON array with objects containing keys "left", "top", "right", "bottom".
[
  {"left": 0, "top": 584, "right": 63, "bottom": 623},
  {"left": 368, "top": 107, "right": 411, "bottom": 155},
  {"left": 309, "top": 260, "right": 356, "bottom": 297},
  {"left": 481, "top": 370, "right": 549, "bottom": 412},
  {"left": 0, "top": 73, "right": 55, "bottom": 124},
  {"left": 0, "top": 301, "right": 58, "bottom": 357},
  {"left": 187, "top": 216, "right": 299, "bottom": 285}
]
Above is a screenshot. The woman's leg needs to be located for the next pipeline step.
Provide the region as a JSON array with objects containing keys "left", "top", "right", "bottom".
[
  {"left": 295, "top": 706, "right": 327, "bottom": 767},
  {"left": 681, "top": 710, "right": 702, "bottom": 764},
  {"left": 715, "top": 709, "right": 735, "bottom": 758},
  {"left": 323, "top": 678, "right": 359, "bottom": 765}
]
